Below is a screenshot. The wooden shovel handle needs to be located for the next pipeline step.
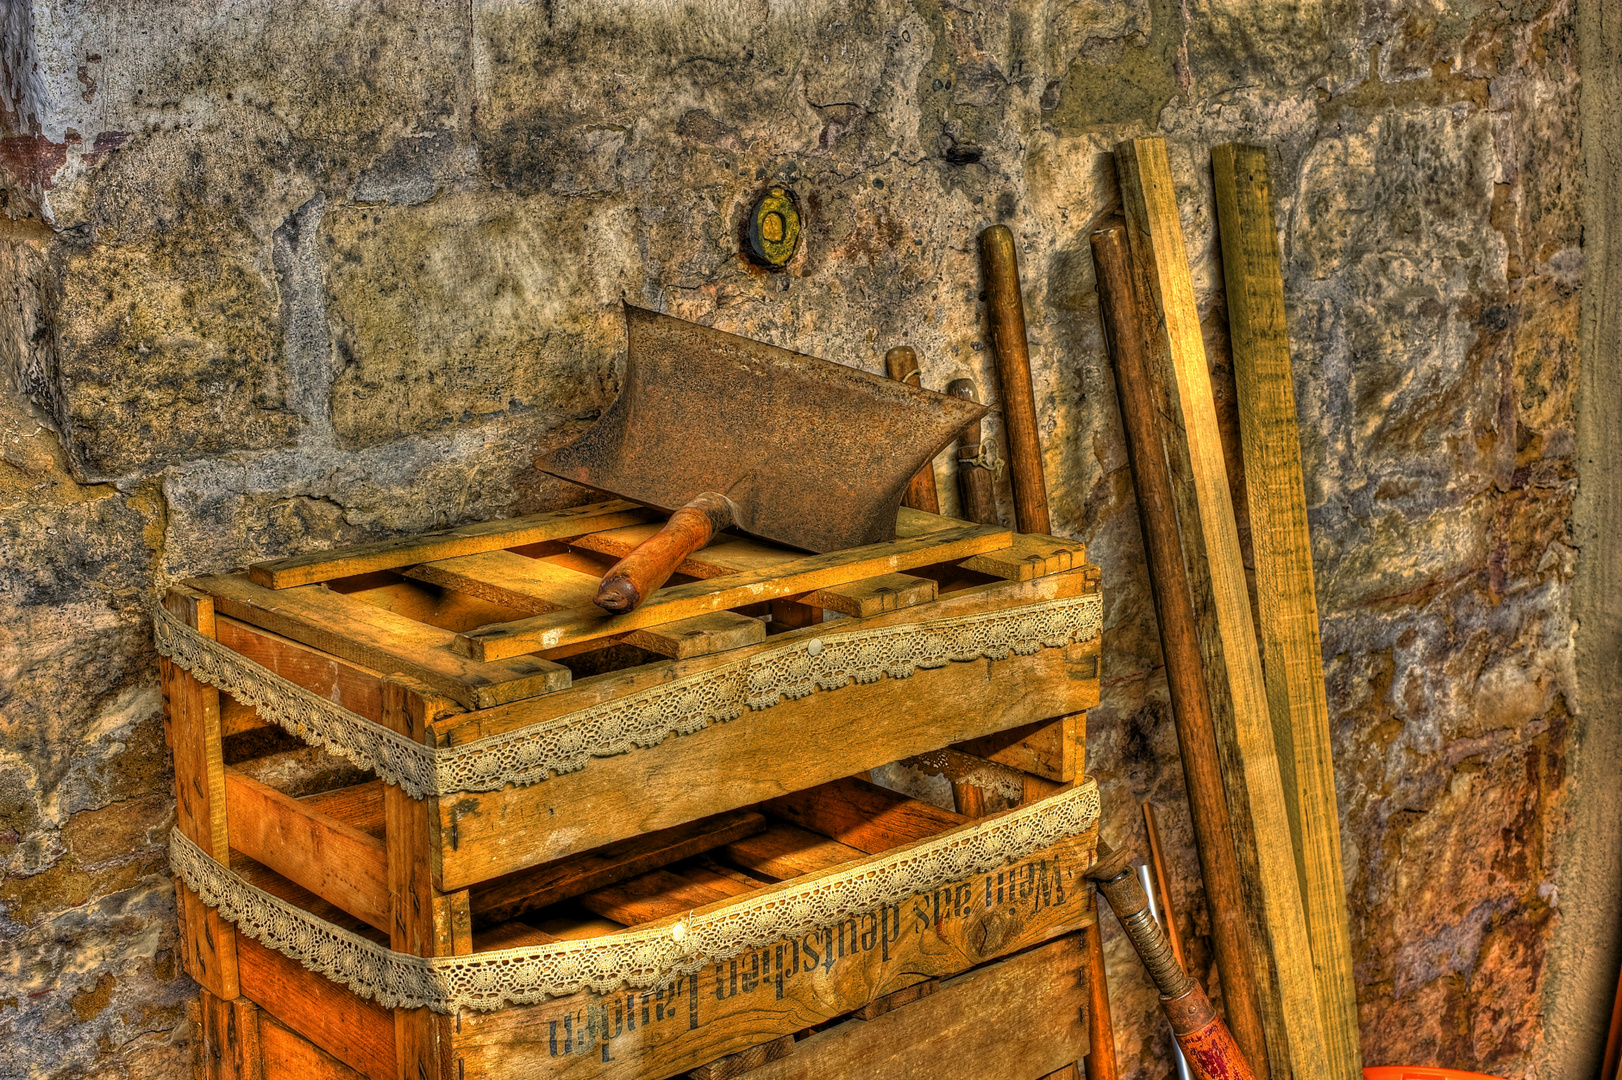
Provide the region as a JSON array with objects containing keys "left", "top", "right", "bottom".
[{"left": 594, "top": 493, "right": 736, "bottom": 613}]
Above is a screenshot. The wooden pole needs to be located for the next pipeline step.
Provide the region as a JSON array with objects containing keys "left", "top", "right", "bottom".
[
  {"left": 979, "top": 225, "right": 1051, "bottom": 534},
  {"left": 1090, "top": 219, "right": 1272, "bottom": 1079},
  {"left": 947, "top": 378, "right": 1000, "bottom": 525},
  {"left": 980, "top": 227, "right": 1110, "bottom": 1074},
  {"left": 1142, "top": 802, "right": 1187, "bottom": 970},
  {"left": 1213, "top": 142, "right": 1362, "bottom": 1080},
  {"left": 1081, "top": 918, "right": 1118, "bottom": 1080},
  {"left": 885, "top": 346, "right": 942, "bottom": 514},
  {"left": 1113, "top": 136, "right": 1328, "bottom": 1080}
]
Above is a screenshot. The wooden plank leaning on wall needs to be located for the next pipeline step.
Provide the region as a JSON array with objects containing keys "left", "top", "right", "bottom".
[
  {"left": 1213, "top": 142, "right": 1362, "bottom": 1079},
  {"left": 1113, "top": 136, "right": 1328, "bottom": 1079}
]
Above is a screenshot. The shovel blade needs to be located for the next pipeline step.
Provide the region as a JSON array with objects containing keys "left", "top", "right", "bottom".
[{"left": 539, "top": 305, "right": 988, "bottom": 553}]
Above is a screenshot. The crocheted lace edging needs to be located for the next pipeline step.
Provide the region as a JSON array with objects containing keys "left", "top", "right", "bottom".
[
  {"left": 154, "top": 591, "right": 1103, "bottom": 798},
  {"left": 169, "top": 779, "right": 1101, "bottom": 1012}
]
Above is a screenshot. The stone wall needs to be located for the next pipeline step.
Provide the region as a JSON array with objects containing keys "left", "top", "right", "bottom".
[{"left": 0, "top": 1, "right": 1584, "bottom": 1077}]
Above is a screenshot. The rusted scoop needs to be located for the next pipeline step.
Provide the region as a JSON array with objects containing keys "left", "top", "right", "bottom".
[{"left": 539, "top": 305, "right": 987, "bottom": 612}]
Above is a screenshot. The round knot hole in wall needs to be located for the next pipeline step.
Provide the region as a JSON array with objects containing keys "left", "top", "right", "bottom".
[{"left": 746, "top": 185, "right": 802, "bottom": 269}]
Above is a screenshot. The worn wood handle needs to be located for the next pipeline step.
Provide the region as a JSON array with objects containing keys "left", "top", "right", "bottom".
[{"left": 594, "top": 493, "right": 736, "bottom": 613}]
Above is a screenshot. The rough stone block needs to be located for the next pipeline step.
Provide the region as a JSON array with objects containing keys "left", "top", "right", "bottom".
[{"left": 51, "top": 244, "right": 297, "bottom": 479}]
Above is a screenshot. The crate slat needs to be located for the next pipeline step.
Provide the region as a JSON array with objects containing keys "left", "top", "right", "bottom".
[
  {"left": 449, "top": 822, "right": 1097, "bottom": 1079},
  {"left": 237, "top": 936, "right": 395, "bottom": 1080},
  {"left": 224, "top": 768, "right": 391, "bottom": 932},
  {"left": 580, "top": 869, "right": 747, "bottom": 925},
  {"left": 743, "top": 934, "right": 1089, "bottom": 1080},
  {"left": 572, "top": 527, "right": 801, "bottom": 579},
  {"left": 454, "top": 522, "right": 1015, "bottom": 661},
  {"left": 260, "top": 1012, "right": 368, "bottom": 1080},
  {"left": 196, "top": 573, "right": 570, "bottom": 709},
  {"left": 958, "top": 533, "right": 1087, "bottom": 581},
  {"left": 721, "top": 823, "right": 866, "bottom": 880},
  {"left": 620, "top": 610, "right": 767, "bottom": 659},
  {"left": 764, "top": 777, "right": 967, "bottom": 855},
  {"left": 215, "top": 615, "right": 387, "bottom": 723},
  {"left": 165, "top": 587, "right": 242, "bottom": 1001},
  {"left": 436, "top": 634, "right": 1095, "bottom": 889},
  {"left": 951, "top": 714, "right": 1079, "bottom": 783},
  {"left": 801, "top": 572, "right": 937, "bottom": 617},
  {"left": 470, "top": 810, "right": 769, "bottom": 926},
  {"left": 406, "top": 550, "right": 602, "bottom": 614},
  {"left": 248, "top": 500, "right": 655, "bottom": 589}
]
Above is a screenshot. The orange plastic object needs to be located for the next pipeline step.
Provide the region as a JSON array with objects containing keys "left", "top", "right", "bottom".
[{"left": 1368, "top": 1063, "right": 1505, "bottom": 1070}]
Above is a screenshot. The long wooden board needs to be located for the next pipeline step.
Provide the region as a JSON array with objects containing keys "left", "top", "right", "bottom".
[
  {"left": 1116, "top": 135, "right": 1326, "bottom": 1079},
  {"left": 1214, "top": 141, "right": 1361, "bottom": 1079},
  {"left": 247, "top": 499, "right": 655, "bottom": 588},
  {"left": 454, "top": 522, "right": 1014, "bottom": 660},
  {"left": 748, "top": 935, "right": 1089, "bottom": 1080},
  {"left": 194, "top": 573, "right": 570, "bottom": 710},
  {"left": 450, "top": 829, "right": 1097, "bottom": 1080}
]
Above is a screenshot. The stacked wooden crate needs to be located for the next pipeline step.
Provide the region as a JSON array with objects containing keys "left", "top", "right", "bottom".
[{"left": 162, "top": 499, "right": 1103, "bottom": 1080}]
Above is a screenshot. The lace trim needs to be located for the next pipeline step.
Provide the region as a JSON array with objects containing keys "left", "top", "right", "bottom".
[
  {"left": 154, "top": 592, "right": 1102, "bottom": 797},
  {"left": 169, "top": 780, "right": 1099, "bottom": 1012}
]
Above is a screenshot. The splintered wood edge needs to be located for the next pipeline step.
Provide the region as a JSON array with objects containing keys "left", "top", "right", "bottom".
[{"left": 246, "top": 500, "right": 654, "bottom": 589}]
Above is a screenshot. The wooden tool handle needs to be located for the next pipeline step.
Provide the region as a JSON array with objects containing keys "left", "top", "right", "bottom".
[
  {"left": 594, "top": 493, "right": 735, "bottom": 613},
  {"left": 1092, "top": 218, "right": 1272, "bottom": 1076},
  {"left": 947, "top": 378, "right": 999, "bottom": 526},
  {"left": 885, "top": 346, "right": 941, "bottom": 514},
  {"left": 1089, "top": 841, "right": 1257, "bottom": 1080},
  {"left": 978, "top": 225, "right": 1050, "bottom": 534}
]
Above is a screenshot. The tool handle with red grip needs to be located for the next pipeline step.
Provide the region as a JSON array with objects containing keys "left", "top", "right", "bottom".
[
  {"left": 593, "top": 492, "right": 736, "bottom": 613},
  {"left": 1088, "top": 840, "right": 1257, "bottom": 1080}
]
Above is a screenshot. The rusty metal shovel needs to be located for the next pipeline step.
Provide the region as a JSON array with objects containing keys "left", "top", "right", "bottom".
[{"left": 539, "top": 305, "right": 987, "bottom": 612}]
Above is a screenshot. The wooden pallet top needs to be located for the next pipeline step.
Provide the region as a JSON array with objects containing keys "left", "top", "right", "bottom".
[{"left": 208, "top": 501, "right": 1093, "bottom": 710}]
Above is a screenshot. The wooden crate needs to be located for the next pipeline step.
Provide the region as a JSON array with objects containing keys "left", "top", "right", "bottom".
[
  {"left": 162, "top": 501, "right": 1102, "bottom": 1080},
  {"left": 190, "top": 931, "right": 1092, "bottom": 1080}
]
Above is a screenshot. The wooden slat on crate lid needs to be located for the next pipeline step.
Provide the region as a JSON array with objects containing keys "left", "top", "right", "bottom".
[
  {"left": 572, "top": 525, "right": 801, "bottom": 579},
  {"left": 959, "top": 533, "right": 1087, "bottom": 581},
  {"left": 801, "top": 572, "right": 937, "bottom": 617},
  {"left": 620, "top": 610, "right": 767, "bottom": 658},
  {"left": 406, "top": 549, "right": 601, "bottom": 614},
  {"left": 453, "top": 521, "right": 1014, "bottom": 661},
  {"left": 194, "top": 573, "right": 570, "bottom": 709},
  {"left": 246, "top": 499, "right": 654, "bottom": 589}
]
